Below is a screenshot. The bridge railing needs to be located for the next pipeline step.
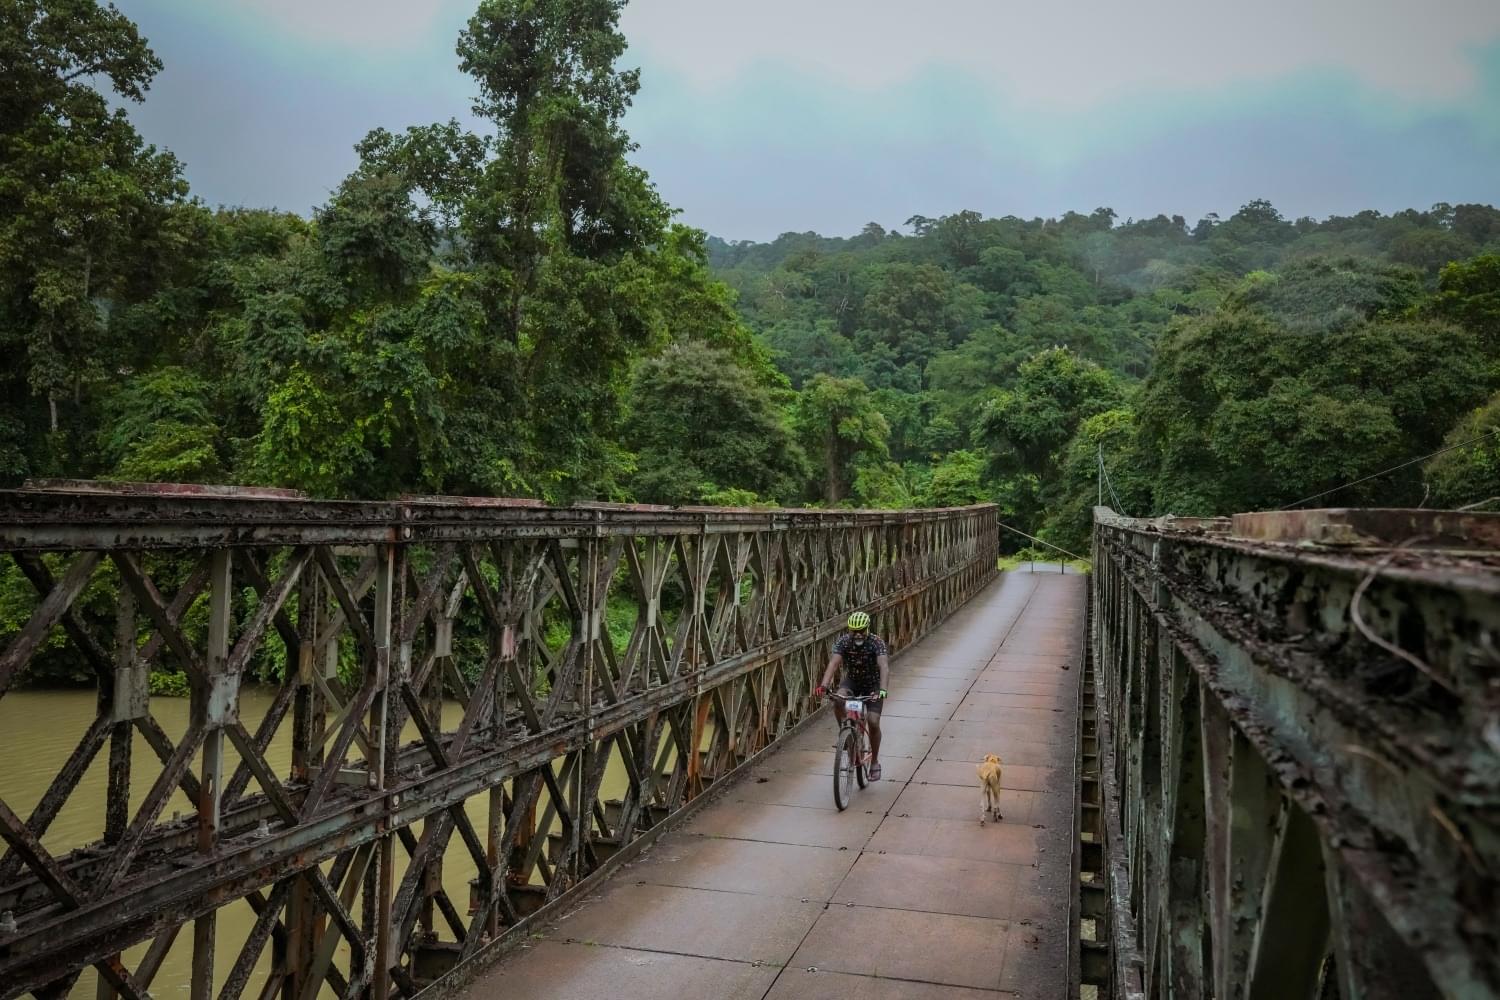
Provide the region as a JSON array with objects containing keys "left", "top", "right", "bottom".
[
  {"left": 1088, "top": 506, "right": 1499, "bottom": 1000},
  {"left": 0, "top": 482, "right": 998, "bottom": 999}
]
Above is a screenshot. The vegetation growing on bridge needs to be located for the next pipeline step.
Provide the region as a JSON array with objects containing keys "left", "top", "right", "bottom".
[{"left": 3, "top": 0, "right": 1500, "bottom": 687}]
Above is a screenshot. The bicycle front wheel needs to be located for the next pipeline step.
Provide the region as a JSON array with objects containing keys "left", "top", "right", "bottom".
[
  {"left": 855, "top": 729, "right": 868, "bottom": 789},
  {"left": 833, "top": 726, "right": 858, "bottom": 811}
]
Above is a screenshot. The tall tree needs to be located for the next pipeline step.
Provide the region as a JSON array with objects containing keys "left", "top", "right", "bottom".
[
  {"left": 978, "top": 347, "right": 1124, "bottom": 531},
  {"left": 350, "top": 0, "right": 673, "bottom": 499},
  {"left": 0, "top": 0, "right": 188, "bottom": 478},
  {"left": 979, "top": 348, "right": 1124, "bottom": 479},
  {"left": 236, "top": 172, "right": 451, "bottom": 498},
  {"left": 1424, "top": 392, "right": 1500, "bottom": 509},
  {"left": 924, "top": 450, "right": 989, "bottom": 507},
  {"left": 622, "top": 343, "right": 807, "bottom": 504},
  {"left": 1432, "top": 253, "right": 1500, "bottom": 355},
  {"left": 794, "top": 376, "right": 890, "bottom": 504}
]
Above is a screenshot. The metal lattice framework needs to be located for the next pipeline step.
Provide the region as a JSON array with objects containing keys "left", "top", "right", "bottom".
[
  {"left": 0, "top": 484, "right": 997, "bottom": 1000},
  {"left": 1088, "top": 507, "right": 1500, "bottom": 1000}
]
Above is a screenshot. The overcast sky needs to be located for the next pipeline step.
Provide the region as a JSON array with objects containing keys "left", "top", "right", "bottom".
[{"left": 115, "top": 0, "right": 1500, "bottom": 241}]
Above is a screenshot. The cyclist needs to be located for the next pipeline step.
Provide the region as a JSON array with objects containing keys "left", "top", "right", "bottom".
[{"left": 814, "top": 611, "right": 890, "bottom": 780}]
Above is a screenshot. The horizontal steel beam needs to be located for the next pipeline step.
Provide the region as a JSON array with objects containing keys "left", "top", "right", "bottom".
[{"left": 0, "top": 489, "right": 995, "bottom": 552}]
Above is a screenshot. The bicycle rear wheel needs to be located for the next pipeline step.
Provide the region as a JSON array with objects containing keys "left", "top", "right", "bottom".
[
  {"left": 833, "top": 726, "right": 858, "bottom": 811},
  {"left": 855, "top": 729, "right": 868, "bottom": 789}
]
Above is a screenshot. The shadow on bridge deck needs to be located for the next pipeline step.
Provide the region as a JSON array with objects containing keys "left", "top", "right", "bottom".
[{"left": 459, "top": 567, "right": 1086, "bottom": 1000}]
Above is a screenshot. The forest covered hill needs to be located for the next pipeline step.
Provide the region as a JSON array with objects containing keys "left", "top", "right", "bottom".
[{"left": 705, "top": 206, "right": 1500, "bottom": 550}]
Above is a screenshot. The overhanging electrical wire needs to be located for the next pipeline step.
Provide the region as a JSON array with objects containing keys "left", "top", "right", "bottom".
[
  {"left": 1096, "top": 445, "right": 1130, "bottom": 516},
  {"left": 1101, "top": 459, "right": 1128, "bottom": 515},
  {"left": 1278, "top": 426, "right": 1500, "bottom": 511}
]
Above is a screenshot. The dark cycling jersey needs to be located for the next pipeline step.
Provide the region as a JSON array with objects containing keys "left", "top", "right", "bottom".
[{"left": 832, "top": 632, "right": 888, "bottom": 695}]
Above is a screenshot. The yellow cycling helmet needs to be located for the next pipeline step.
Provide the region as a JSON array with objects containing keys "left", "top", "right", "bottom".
[{"left": 846, "top": 611, "right": 870, "bottom": 631}]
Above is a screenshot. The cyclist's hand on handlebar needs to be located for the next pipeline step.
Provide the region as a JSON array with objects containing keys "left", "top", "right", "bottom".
[
  {"left": 879, "top": 688, "right": 888, "bottom": 700},
  {"left": 813, "top": 685, "right": 826, "bottom": 699}
]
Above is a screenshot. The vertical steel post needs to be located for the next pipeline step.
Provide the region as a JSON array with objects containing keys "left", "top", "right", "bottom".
[
  {"left": 574, "top": 533, "right": 596, "bottom": 887},
  {"left": 192, "top": 549, "right": 233, "bottom": 1000},
  {"left": 96, "top": 589, "right": 138, "bottom": 1000},
  {"left": 285, "top": 571, "right": 320, "bottom": 1000},
  {"left": 371, "top": 544, "right": 396, "bottom": 1000},
  {"left": 419, "top": 597, "right": 440, "bottom": 941}
]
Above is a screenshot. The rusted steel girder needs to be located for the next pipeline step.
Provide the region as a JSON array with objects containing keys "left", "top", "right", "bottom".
[
  {"left": 0, "top": 484, "right": 998, "bottom": 999},
  {"left": 1089, "top": 507, "right": 1500, "bottom": 1000}
]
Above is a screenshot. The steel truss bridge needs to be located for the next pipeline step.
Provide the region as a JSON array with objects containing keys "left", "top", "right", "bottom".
[
  {"left": 0, "top": 483, "right": 1494, "bottom": 999},
  {"left": 0, "top": 482, "right": 995, "bottom": 999}
]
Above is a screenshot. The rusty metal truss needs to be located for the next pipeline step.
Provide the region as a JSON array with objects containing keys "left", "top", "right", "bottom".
[
  {"left": 1088, "top": 507, "right": 1500, "bottom": 1000},
  {"left": 0, "top": 485, "right": 998, "bottom": 999}
]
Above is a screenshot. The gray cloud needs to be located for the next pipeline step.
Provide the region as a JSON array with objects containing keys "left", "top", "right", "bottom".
[{"left": 116, "top": 0, "right": 1500, "bottom": 236}]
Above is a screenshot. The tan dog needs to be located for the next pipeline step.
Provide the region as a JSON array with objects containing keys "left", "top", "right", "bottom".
[{"left": 977, "top": 753, "right": 1003, "bottom": 825}]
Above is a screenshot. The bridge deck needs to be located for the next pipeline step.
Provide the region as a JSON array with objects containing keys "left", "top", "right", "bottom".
[{"left": 461, "top": 567, "right": 1085, "bottom": 999}]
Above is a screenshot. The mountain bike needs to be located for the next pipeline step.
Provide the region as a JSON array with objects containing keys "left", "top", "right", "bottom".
[{"left": 826, "top": 691, "right": 877, "bottom": 811}]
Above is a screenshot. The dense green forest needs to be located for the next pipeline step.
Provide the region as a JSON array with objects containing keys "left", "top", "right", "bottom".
[
  {"left": 709, "top": 208, "right": 1500, "bottom": 550},
  {"left": 4, "top": 0, "right": 1500, "bottom": 570}
]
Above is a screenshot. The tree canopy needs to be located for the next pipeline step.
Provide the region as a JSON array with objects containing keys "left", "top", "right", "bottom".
[
  {"left": 623, "top": 342, "right": 806, "bottom": 505},
  {"left": 3, "top": 0, "right": 1498, "bottom": 559},
  {"left": 1, "top": 0, "right": 189, "bottom": 471},
  {"left": 710, "top": 206, "right": 1500, "bottom": 551}
]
